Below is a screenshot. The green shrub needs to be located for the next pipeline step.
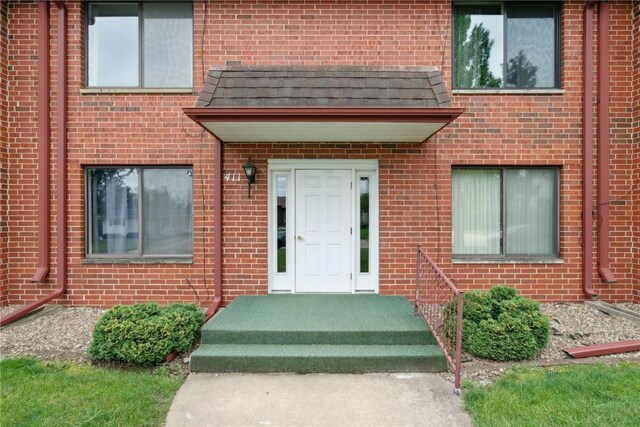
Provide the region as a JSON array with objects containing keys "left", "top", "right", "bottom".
[
  {"left": 499, "top": 297, "right": 550, "bottom": 350},
  {"left": 489, "top": 285, "right": 518, "bottom": 303},
  {"left": 461, "top": 290, "right": 494, "bottom": 323},
  {"left": 448, "top": 286, "right": 550, "bottom": 361},
  {"left": 88, "top": 302, "right": 204, "bottom": 366}
]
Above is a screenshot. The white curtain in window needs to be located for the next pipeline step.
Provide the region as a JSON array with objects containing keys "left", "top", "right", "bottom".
[
  {"left": 506, "top": 169, "right": 556, "bottom": 255},
  {"left": 452, "top": 169, "right": 502, "bottom": 255},
  {"left": 103, "top": 170, "right": 138, "bottom": 254}
]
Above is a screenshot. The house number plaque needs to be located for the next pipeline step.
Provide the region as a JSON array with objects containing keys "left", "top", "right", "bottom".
[{"left": 223, "top": 172, "right": 243, "bottom": 182}]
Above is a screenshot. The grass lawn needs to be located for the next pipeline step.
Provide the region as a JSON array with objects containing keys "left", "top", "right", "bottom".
[
  {"left": 464, "top": 363, "right": 640, "bottom": 427},
  {"left": 0, "top": 358, "right": 185, "bottom": 427}
]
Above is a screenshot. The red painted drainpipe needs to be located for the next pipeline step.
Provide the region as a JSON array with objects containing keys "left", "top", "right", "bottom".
[
  {"left": 597, "top": 0, "right": 616, "bottom": 284},
  {"left": 1, "top": 1, "right": 67, "bottom": 327},
  {"left": 583, "top": 1, "right": 597, "bottom": 298},
  {"left": 32, "top": 0, "right": 50, "bottom": 283},
  {"left": 203, "top": 138, "right": 223, "bottom": 322}
]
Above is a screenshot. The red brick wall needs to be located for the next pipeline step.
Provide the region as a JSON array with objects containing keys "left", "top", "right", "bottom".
[
  {"left": 603, "top": 1, "right": 636, "bottom": 301},
  {"left": 221, "top": 144, "right": 446, "bottom": 302},
  {"left": 212, "top": 0, "right": 637, "bottom": 303},
  {"left": 633, "top": 1, "right": 640, "bottom": 303},
  {"left": 10, "top": 0, "right": 218, "bottom": 308},
  {"left": 4, "top": 0, "right": 638, "bottom": 308},
  {"left": 0, "top": 0, "right": 9, "bottom": 305},
  {"left": 563, "top": 0, "right": 638, "bottom": 301},
  {"left": 6, "top": 0, "right": 41, "bottom": 306}
]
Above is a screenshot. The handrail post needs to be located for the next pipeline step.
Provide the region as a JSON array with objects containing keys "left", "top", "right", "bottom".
[
  {"left": 454, "top": 291, "right": 464, "bottom": 395},
  {"left": 414, "top": 246, "right": 421, "bottom": 317}
]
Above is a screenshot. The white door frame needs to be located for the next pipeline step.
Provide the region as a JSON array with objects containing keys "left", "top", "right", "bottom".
[{"left": 268, "top": 159, "right": 379, "bottom": 294}]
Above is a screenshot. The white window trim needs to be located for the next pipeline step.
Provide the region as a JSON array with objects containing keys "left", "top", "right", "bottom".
[{"left": 354, "top": 170, "right": 379, "bottom": 292}]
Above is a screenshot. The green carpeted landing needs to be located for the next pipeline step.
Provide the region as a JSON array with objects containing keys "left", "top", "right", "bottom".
[{"left": 191, "top": 295, "right": 447, "bottom": 373}]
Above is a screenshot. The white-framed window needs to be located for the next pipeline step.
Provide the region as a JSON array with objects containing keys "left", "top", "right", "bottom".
[
  {"left": 86, "top": 1, "right": 193, "bottom": 88},
  {"left": 452, "top": 167, "right": 560, "bottom": 259},
  {"left": 355, "top": 170, "right": 377, "bottom": 292},
  {"left": 85, "top": 166, "right": 193, "bottom": 257},
  {"left": 273, "top": 171, "right": 292, "bottom": 278},
  {"left": 452, "top": 2, "right": 560, "bottom": 89}
]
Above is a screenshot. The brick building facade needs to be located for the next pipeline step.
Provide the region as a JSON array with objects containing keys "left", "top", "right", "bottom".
[
  {"left": 0, "top": 0, "right": 638, "bottom": 310},
  {"left": 633, "top": 1, "right": 640, "bottom": 302},
  {"left": 1, "top": 0, "right": 10, "bottom": 306}
]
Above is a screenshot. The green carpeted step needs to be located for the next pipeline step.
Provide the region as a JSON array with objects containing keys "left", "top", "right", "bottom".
[
  {"left": 193, "top": 296, "right": 448, "bottom": 373},
  {"left": 201, "top": 295, "right": 436, "bottom": 345},
  {"left": 202, "top": 329, "right": 434, "bottom": 345},
  {"left": 190, "top": 344, "right": 448, "bottom": 373}
]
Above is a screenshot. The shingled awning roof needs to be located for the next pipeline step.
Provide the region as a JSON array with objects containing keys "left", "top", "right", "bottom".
[{"left": 183, "top": 66, "right": 464, "bottom": 143}]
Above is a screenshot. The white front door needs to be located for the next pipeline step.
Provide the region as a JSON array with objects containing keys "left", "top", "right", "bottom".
[{"left": 295, "top": 169, "right": 352, "bottom": 293}]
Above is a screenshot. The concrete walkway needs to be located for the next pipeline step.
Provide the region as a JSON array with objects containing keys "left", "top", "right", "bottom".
[{"left": 165, "top": 372, "right": 472, "bottom": 426}]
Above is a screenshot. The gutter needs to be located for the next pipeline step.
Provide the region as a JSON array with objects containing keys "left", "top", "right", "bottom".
[
  {"left": 596, "top": 0, "right": 616, "bottom": 284},
  {"left": 564, "top": 339, "right": 640, "bottom": 358},
  {"left": 1, "top": 1, "right": 67, "bottom": 327},
  {"left": 183, "top": 106, "right": 466, "bottom": 122},
  {"left": 32, "top": 0, "right": 50, "bottom": 283},
  {"left": 183, "top": 106, "right": 465, "bottom": 144},
  {"left": 583, "top": 1, "right": 597, "bottom": 298}
]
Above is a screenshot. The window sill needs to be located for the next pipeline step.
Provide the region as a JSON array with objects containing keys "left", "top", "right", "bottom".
[
  {"left": 80, "top": 88, "right": 195, "bottom": 95},
  {"left": 81, "top": 258, "right": 193, "bottom": 265},
  {"left": 452, "top": 258, "right": 564, "bottom": 265},
  {"left": 452, "top": 89, "right": 565, "bottom": 96}
]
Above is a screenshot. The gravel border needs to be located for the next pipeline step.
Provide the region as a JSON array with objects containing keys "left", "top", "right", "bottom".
[
  {"left": 0, "top": 305, "right": 105, "bottom": 363},
  {"left": 441, "top": 302, "right": 640, "bottom": 384},
  {"left": 1, "top": 302, "right": 639, "bottom": 382}
]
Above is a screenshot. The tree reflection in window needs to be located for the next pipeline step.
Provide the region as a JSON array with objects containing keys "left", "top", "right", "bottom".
[
  {"left": 88, "top": 168, "right": 139, "bottom": 254},
  {"left": 453, "top": 5, "right": 503, "bottom": 88},
  {"left": 359, "top": 177, "right": 370, "bottom": 273},
  {"left": 453, "top": 2, "right": 557, "bottom": 89},
  {"left": 276, "top": 176, "right": 287, "bottom": 273},
  {"left": 507, "top": 51, "right": 538, "bottom": 88},
  {"left": 86, "top": 167, "right": 193, "bottom": 257}
]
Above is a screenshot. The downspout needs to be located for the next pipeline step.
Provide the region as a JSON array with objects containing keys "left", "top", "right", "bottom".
[
  {"left": 32, "top": 0, "right": 50, "bottom": 283},
  {"left": 1, "top": 1, "right": 67, "bottom": 327},
  {"left": 203, "top": 138, "right": 223, "bottom": 322},
  {"left": 54, "top": 0, "right": 68, "bottom": 304},
  {"left": 597, "top": 0, "right": 616, "bottom": 283},
  {"left": 583, "top": 1, "right": 598, "bottom": 298}
]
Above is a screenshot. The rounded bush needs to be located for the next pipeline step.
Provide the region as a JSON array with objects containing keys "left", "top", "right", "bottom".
[
  {"left": 449, "top": 286, "right": 550, "bottom": 361},
  {"left": 461, "top": 290, "right": 494, "bottom": 323},
  {"left": 88, "top": 302, "right": 204, "bottom": 366}
]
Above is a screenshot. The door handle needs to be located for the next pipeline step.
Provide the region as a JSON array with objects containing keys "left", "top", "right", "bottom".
[{"left": 297, "top": 235, "right": 303, "bottom": 240}]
